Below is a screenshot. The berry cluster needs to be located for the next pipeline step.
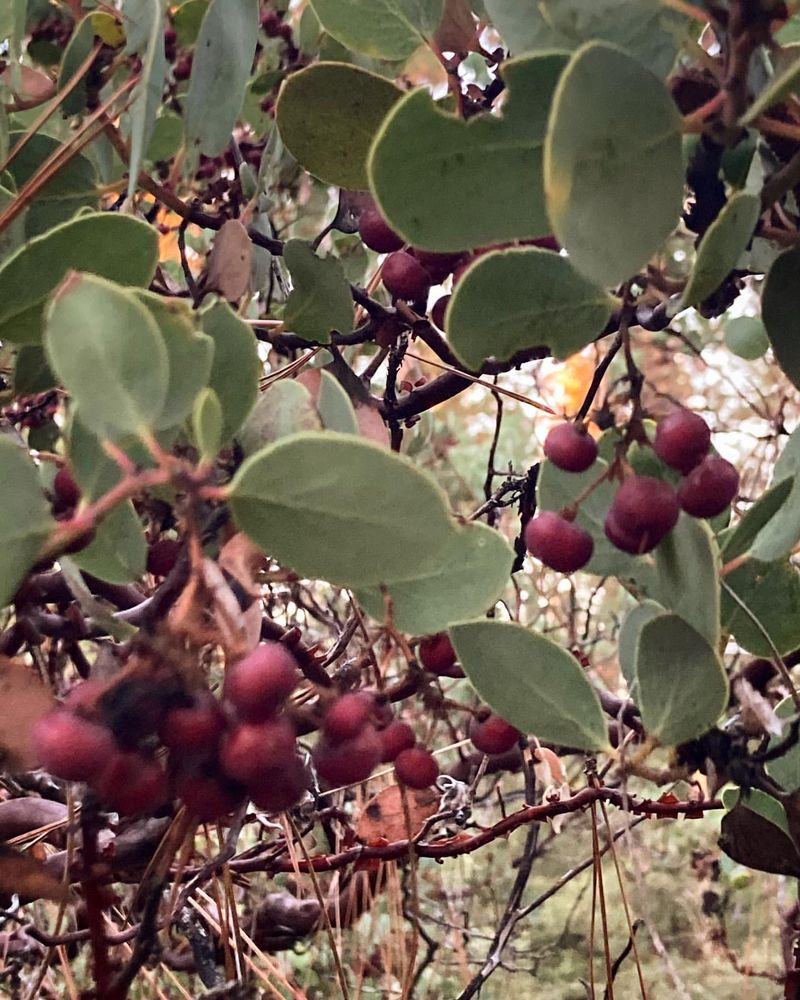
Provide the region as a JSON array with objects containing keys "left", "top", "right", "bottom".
[
  {"left": 525, "top": 410, "right": 739, "bottom": 574},
  {"left": 32, "top": 643, "right": 308, "bottom": 821},
  {"left": 313, "top": 691, "right": 440, "bottom": 791}
]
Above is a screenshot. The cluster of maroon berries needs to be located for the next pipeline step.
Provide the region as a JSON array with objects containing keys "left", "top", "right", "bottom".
[
  {"left": 313, "top": 692, "right": 440, "bottom": 791},
  {"left": 358, "top": 201, "right": 466, "bottom": 309},
  {"left": 32, "top": 643, "right": 308, "bottom": 822},
  {"left": 525, "top": 409, "right": 739, "bottom": 574}
]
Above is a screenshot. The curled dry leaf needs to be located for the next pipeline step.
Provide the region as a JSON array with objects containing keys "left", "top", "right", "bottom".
[
  {"left": 205, "top": 219, "right": 252, "bottom": 303},
  {"left": 0, "top": 657, "right": 55, "bottom": 772},
  {"left": 218, "top": 532, "right": 266, "bottom": 654},
  {"left": 356, "top": 783, "right": 439, "bottom": 842},
  {"left": 0, "top": 844, "right": 67, "bottom": 903}
]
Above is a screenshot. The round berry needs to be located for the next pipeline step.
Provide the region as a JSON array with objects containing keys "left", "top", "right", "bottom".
[
  {"left": 524, "top": 511, "right": 594, "bottom": 573},
  {"left": 380, "top": 721, "right": 416, "bottom": 762},
  {"left": 431, "top": 294, "right": 450, "bottom": 330},
  {"left": 249, "top": 754, "right": 309, "bottom": 813},
  {"left": 418, "top": 633, "right": 463, "bottom": 677},
  {"left": 53, "top": 466, "right": 81, "bottom": 510},
  {"left": 677, "top": 455, "right": 739, "bottom": 518},
  {"left": 220, "top": 717, "right": 297, "bottom": 784},
  {"left": 654, "top": 409, "right": 711, "bottom": 474},
  {"left": 358, "top": 207, "right": 404, "bottom": 253},
  {"left": 158, "top": 692, "right": 226, "bottom": 755},
  {"left": 323, "top": 693, "right": 373, "bottom": 744},
  {"left": 544, "top": 423, "right": 598, "bottom": 473},
  {"left": 146, "top": 538, "right": 181, "bottom": 577},
  {"left": 313, "top": 726, "right": 382, "bottom": 787},
  {"left": 411, "top": 249, "right": 465, "bottom": 284},
  {"left": 603, "top": 476, "right": 679, "bottom": 555},
  {"left": 175, "top": 767, "right": 244, "bottom": 822},
  {"left": 62, "top": 680, "right": 107, "bottom": 718},
  {"left": 94, "top": 752, "right": 168, "bottom": 815},
  {"left": 394, "top": 747, "right": 439, "bottom": 789},
  {"left": 382, "top": 251, "right": 431, "bottom": 301},
  {"left": 32, "top": 709, "right": 115, "bottom": 782},
  {"left": 173, "top": 54, "right": 192, "bottom": 80},
  {"left": 469, "top": 714, "right": 521, "bottom": 755},
  {"left": 224, "top": 643, "right": 300, "bottom": 722}
]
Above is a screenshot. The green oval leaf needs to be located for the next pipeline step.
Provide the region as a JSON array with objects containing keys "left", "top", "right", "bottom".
[
  {"left": 721, "top": 475, "right": 794, "bottom": 562},
  {"left": 368, "top": 53, "right": 567, "bottom": 252},
  {"left": 449, "top": 619, "right": 610, "bottom": 751},
  {"left": 724, "top": 316, "right": 769, "bottom": 360},
  {"left": 722, "top": 558, "right": 800, "bottom": 657},
  {"left": 199, "top": 297, "right": 261, "bottom": 443},
  {"left": 485, "top": 0, "right": 689, "bottom": 79},
  {"left": 124, "top": 0, "right": 168, "bottom": 200},
  {"left": 543, "top": 41, "right": 683, "bottom": 287},
  {"left": 635, "top": 614, "right": 728, "bottom": 746},
  {"left": 192, "top": 387, "right": 223, "bottom": 462},
  {"left": 0, "top": 213, "right": 159, "bottom": 344},
  {"left": 742, "top": 49, "right": 800, "bottom": 124},
  {"left": 238, "top": 380, "right": 322, "bottom": 455},
  {"left": 71, "top": 500, "right": 147, "bottom": 584},
  {"left": 446, "top": 247, "right": 614, "bottom": 368},
  {"left": 762, "top": 246, "right": 800, "bottom": 391},
  {"left": 6, "top": 132, "right": 98, "bottom": 238},
  {"left": 719, "top": 796, "right": 800, "bottom": 877},
  {"left": 184, "top": 0, "right": 259, "bottom": 158},
  {"left": 357, "top": 522, "right": 513, "bottom": 633},
  {"left": 750, "top": 426, "right": 800, "bottom": 563},
  {"left": 229, "top": 431, "right": 454, "bottom": 587},
  {"left": 134, "top": 290, "right": 214, "bottom": 430},
  {"left": 276, "top": 62, "right": 401, "bottom": 190},
  {"left": 309, "top": 0, "right": 443, "bottom": 60},
  {"left": 44, "top": 273, "right": 169, "bottom": 440},
  {"left": 618, "top": 599, "right": 665, "bottom": 688},
  {"left": 681, "top": 193, "right": 760, "bottom": 308},
  {"left": 57, "top": 14, "right": 95, "bottom": 116},
  {"left": 283, "top": 239, "right": 355, "bottom": 344},
  {"left": 0, "top": 436, "right": 55, "bottom": 609}
]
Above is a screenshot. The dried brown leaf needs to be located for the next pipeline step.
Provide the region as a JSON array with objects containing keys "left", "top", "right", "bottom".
[{"left": 0, "top": 657, "right": 54, "bottom": 772}]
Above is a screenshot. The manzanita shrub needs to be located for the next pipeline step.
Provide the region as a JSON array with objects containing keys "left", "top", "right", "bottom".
[{"left": 3, "top": 0, "right": 800, "bottom": 995}]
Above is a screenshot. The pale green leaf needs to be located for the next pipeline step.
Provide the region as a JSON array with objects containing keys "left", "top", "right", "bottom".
[
  {"left": 762, "top": 246, "right": 800, "bottom": 391},
  {"left": 276, "top": 62, "right": 401, "bottom": 189},
  {"left": 230, "top": 431, "right": 454, "bottom": 587},
  {"left": 238, "top": 380, "right": 322, "bottom": 455},
  {"left": 199, "top": 297, "right": 260, "bottom": 442},
  {"left": 71, "top": 500, "right": 147, "bottom": 584},
  {"left": 750, "top": 426, "right": 800, "bottom": 562},
  {"left": 125, "top": 0, "right": 168, "bottom": 200},
  {"left": 722, "top": 558, "right": 800, "bottom": 657},
  {"left": 618, "top": 599, "right": 666, "bottom": 688},
  {"left": 357, "top": 522, "right": 513, "bottom": 633},
  {"left": 44, "top": 273, "right": 169, "bottom": 440},
  {"left": 368, "top": 53, "right": 567, "bottom": 252},
  {"left": 283, "top": 239, "right": 355, "bottom": 344},
  {"left": 450, "top": 619, "right": 610, "bottom": 750},
  {"left": 446, "top": 248, "right": 614, "bottom": 368},
  {"left": 0, "top": 213, "right": 158, "bottom": 344},
  {"left": 309, "top": 0, "right": 443, "bottom": 60},
  {"left": 543, "top": 42, "right": 683, "bottom": 287},
  {"left": 682, "top": 193, "right": 760, "bottom": 308},
  {"left": 192, "top": 387, "right": 223, "bottom": 462},
  {"left": 635, "top": 614, "right": 728, "bottom": 745}
]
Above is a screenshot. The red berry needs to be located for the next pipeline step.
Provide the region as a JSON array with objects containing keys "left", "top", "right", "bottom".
[
  {"left": 394, "top": 747, "right": 439, "bottom": 789},
  {"left": 382, "top": 251, "right": 431, "bottom": 301},
  {"left": 173, "top": 54, "right": 192, "bottom": 80},
  {"left": 418, "top": 633, "right": 463, "bottom": 677},
  {"left": 94, "top": 752, "right": 168, "bottom": 815},
  {"left": 313, "top": 726, "right": 382, "bottom": 786},
  {"left": 411, "top": 249, "right": 466, "bottom": 283},
  {"left": 158, "top": 693, "right": 226, "bottom": 755},
  {"left": 603, "top": 476, "right": 679, "bottom": 555},
  {"left": 654, "top": 409, "right": 711, "bottom": 474},
  {"left": 358, "top": 207, "right": 404, "bottom": 253},
  {"left": 677, "top": 455, "right": 739, "bottom": 518},
  {"left": 248, "top": 754, "right": 309, "bottom": 812},
  {"left": 323, "top": 693, "right": 373, "bottom": 744},
  {"left": 380, "top": 721, "right": 416, "bottom": 762},
  {"left": 62, "top": 680, "right": 107, "bottom": 718},
  {"left": 469, "top": 713, "right": 521, "bottom": 755},
  {"left": 175, "top": 767, "right": 243, "bottom": 822},
  {"left": 431, "top": 294, "right": 450, "bottom": 330},
  {"left": 224, "top": 643, "right": 300, "bottom": 722},
  {"left": 53, "top": 466, "right": 81, "bottom": 510},
  {"left": 524, "top": 511, "right": 594, "bottom": 573},
  {"left": 32, "top": 709, "right": 115, "bottom": 782},
  {"left": 220, "top": 717, "right": 297, "bottom": 784},
  {"left": 146, "top": 538, "right": 181, "bottom": 577},
  {"left": 544, "top": 423, "right": 598, "bottom": 473}
]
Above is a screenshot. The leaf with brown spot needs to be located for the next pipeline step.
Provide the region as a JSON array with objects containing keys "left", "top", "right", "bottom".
[
  {"left": 356, "top": 783, "right": 438, "bottom": 842},
  {"left": 0, "top": 844, "right": 67, "bottom": 902},
  {"left": 0, "top": 657, "right": 54, "bottom": 772}
]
